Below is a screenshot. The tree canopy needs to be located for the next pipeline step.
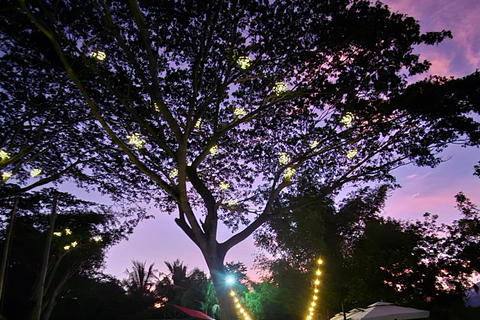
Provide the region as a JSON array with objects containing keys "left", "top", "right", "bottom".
[{"left": 3, "top": 0, "right": 480, "bottom": 318}]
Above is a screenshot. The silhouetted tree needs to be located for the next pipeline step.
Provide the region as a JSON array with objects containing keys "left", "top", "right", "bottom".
[
  {"left": 4, "top": 1, "right": 480, "bottom": 318},
  {"left": 123, "top": 260, "right": 158, "bottom": 311}
]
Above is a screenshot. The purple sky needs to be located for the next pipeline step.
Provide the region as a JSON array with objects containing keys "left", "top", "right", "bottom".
[{"left": 103, "top": 0, "right": 480, "bottom": 281}]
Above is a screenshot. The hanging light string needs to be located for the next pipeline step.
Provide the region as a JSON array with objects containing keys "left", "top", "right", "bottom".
[
  {"left": 230, "top": 290, "right": 252, "bottom": 320},
  {"left": 305, "top": 257, "right": 323, "bottom": 320}
]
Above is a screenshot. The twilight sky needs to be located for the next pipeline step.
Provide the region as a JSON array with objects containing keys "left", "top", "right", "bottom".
[{"left": 102, "top": 0, "right": 480, "bottom": 281}]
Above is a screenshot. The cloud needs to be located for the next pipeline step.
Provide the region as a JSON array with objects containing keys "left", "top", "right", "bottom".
[{"left": 407, "top": 174, "right": 417, "bottom": 179}]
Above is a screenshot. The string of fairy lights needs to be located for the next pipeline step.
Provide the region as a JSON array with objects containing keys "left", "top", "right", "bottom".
[
  {"left": 229, "top": 289, "right": 252, "bottom": 320},
  {"left": 305, "top": 258, "right": 324, "bottom": 320}
]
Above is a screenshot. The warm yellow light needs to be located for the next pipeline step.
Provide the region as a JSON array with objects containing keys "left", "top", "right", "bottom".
[
  {"left": 219, "top": 182, "right": 230, "bottom": 190},
  {"left": 93, "top": 236, "right": 102, "bottom": 242},
  {"left": 0, "top": 150, "right": 10, "bottom": 161},
  {"left": 71, "top": 241, "right": 78, "bottom": 247},
  {"left": 309, "top": 307, "right": 314, "bottom": 312},
  {"left": 154, "top": 302, "right": 162, "bottom": 309},
  {"left": 273, "top": 81, "right": 287, "bottom": 95},
  {"left": 154, "top": 102, "right": 160, "bottom": 112},
  {"left": 90, "top": 50, "right": 106, "bottom": 60},
  {"left": 169, "top": 169, "right": 178, "bottom": 178},
  {"left": 278, "top": 152, "right": 290, "bottom": 165},
  {"left": 127, "top": 133, "right": 146, "bottom": 149},
  {"left": 314, "top": 279, "right": 320, "bottom": 285},
  {"left": 230, "top": 290, "right": 235, "bottom": 297},
  {"left": 195, "top": 118, "right": 202, "bottom": 129},
  {"left": 314, "top": 288, "right": 319, "bottom": 293},
  {"left": 53, "top": 232, "right": 62, "bottom": 237},
  {"left": 30, "top": 169, "right": 42, "bottom": 177},
  {"left": 236, "top": 303, "right": 241, "bottom": 308},
  {"left": 340, "top": 112, "right": 355, "bottom": 127},
  {"left": 283, "top": 167, "right": 296, "bottom": 180},
  {"left": 317, "top": 258, "right": 323, "bottom": 264},
  {"left": 311, "top": 302, "right": 316, "bottom": 307},
  {"left": 2, "top": 172, "right": 12, "bottom": 181},
  {"left": 234, "top": 298, "right": 239, "bottom": 303},
  {"left": 209, "top": 145, "right": 218, "bottom": 156},
  {"left": 346, "top": 149, "right": 358, "bottom": 159},
  {"left": 234, "top": 107, "right": 247, "bottom": 117},
  {"left": 228, "top": 199, "right": 238, "bottom": 206},
  {"left": 64, "top": 245, "right": 71, "bottom": 250},
  {"left": 309, "top": 140, "right": 319, "bottom": 149},
  {"left": 316, "top": 269, "right": 321, "bottom": 276},
  {"left": 237, "top": 56, "right": 252, "bottom": 69},
  {"left": 65, "top": 229, "right": 72, "bottom": 235},
  {"left": 313, "top": 295, "right": 318, "bottom": 300}
]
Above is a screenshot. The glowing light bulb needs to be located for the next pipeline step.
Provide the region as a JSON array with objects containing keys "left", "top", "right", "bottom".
[
  {"left": 219, "top": 182, "right": 230, "bottom": 190},
  {"left": 278, "top": 152, "right": 290, "bottom": 165},
  {"left": 234, "top": 298, "right": 239, "bottom": 303},
  {"left": 317, "top": 258, "right": 323, "bottom": 264},
  {"left": 209, "top": 145, "right": 218, "bottom": 156},
  {"left": 127, "top": 133, "right": 146, "bottom": 149},
  {"left": 71, "top": 241, "right": 78, "bottom": 247},
  {"left": 154, "top": 102, "right": 160, "bottom": 112},
  {"left": 195, "top": 118, "right": 202, "bottom": 129},
  {"left": 230, "top": 290, "right": 235, "bottom": 297},
  {"left": 310, "top": 140, "right": 319, "bottom": 149},
  {"left": 236, "top": 303, "right": 241, "bottom": 308},
  {"left": 169, "top": 169, "right": 178, "bottom": 178},
  {"left": 316, "top": 269, "right": 321, "bottom": 276},
  {"left": 90, "top": 50, "right": 106, "bottom": 60},
  {"left": 313, "top": 295, "right": 318, "bottom": 300},
  {"left": 314, "top": 288, "right": 319, "bottom": 293},
  {"left": 228, "top": 199, "right": 238, "bottom": 206},
  {"left": 309, "top": 307, "right": 314, "bottom": 312},
  {"left": 237, "top": 56, "right": 252, "bottom": 69},
  {"left": 65, "top": 229, "right": 72, "bottom": 235},
  {"left": 340, "top": 112, "right": 355, "bottom": 127},
  {"left": 314, "top": 279, "right": 320, "bottom": 285},
  {"left": 30, "top": 169, "right": 42, "bottom": 177},
  {"left": 53, "top": 232, "right": 62, "bottom": 237},
  {"left": 273, "top": 81, "right": 287, "bottom": 95},
  {"left": 234, "top": 107, "right": 247, "bottom": 117},
  {"left": 64, "top": 245, "right": 71, "bottom": 251},
  {"left": 93, "top": 236, "right": 102, "bottom": 242},
  {"left": 0, "top": 150, "right": 10, "bottom": 161},
  {"left": 311, "top": 302, "right": 316, "bottom": 307},
  {"left": 346, "top": 149, "right": 358, "bottom": 159},
  {"left": 2, "top": 172, "right": 12, "bottom": 181},
  {"left": 283, "top": 167, "right": 296, "bottom": 180}
]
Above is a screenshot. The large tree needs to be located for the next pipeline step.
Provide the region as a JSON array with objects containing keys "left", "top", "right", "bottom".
[{"left": 6, "top": 0, "right": 480, "bottom": 318}]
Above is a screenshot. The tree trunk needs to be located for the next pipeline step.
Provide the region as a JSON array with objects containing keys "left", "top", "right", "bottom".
[
  {"left": 0, "top": 198, "right": 18, "bottom": 315},
  {"left": 31, "top": 193, "right": 58, "bottom": 320},
  {"left": 206, "top": 255, "right": 236, "bottom": 320}
]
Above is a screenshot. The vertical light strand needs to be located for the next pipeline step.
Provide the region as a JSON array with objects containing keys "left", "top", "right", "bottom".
[
  {"left": 230, "top": 290, "right": 252, "bottom": 320},
  {"left": 305, "top": 257, "right": 323, "bottom": 320}
]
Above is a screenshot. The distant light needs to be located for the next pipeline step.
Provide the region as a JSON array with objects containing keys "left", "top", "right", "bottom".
[
  {"left": 127, "top": 133, "right": 146, "bottom": 149},
  {"left": 65, "top": 229, "right": 72, "bottom": 235},
  {"left": 230, "top": 290, "right": 236, "bottom": 297},
  {"left": 195, "top": 119, "right": 202, "bottom": 129},
  {"left": 310, "top": 140, "right": 319, "bottom": 149},
  {"left": 340, "top": 112, "right": 355, "bottom": 127},
  {"left": 71, "top": 241, "right": 78, "bottom": 247},
  {"left": 283, "top": 167, "right": 296, "bottom": 180},
  {"left": 278, "top": 152, "right": 290, "bottom": 165},
  {"left": 154, "top": 103, "right": 160, "bottom": 112},
  {"left": 0, "top": 150, "right": 10, "bottom": 161},
  {"left": 64, "top": 245, "right": 71, "bottom": 251},
  {"left": 314, "top": 279, "right": 320, "bottom": 285},
  {"left": 234, "top": 107, "right": 247, "bottom": 117},
  {"left": 53, "top": 232, "right": 62, "bottom": 237},
  {"left": 30, "top": 169, "right": 42, "bottom": 177},
  {"left": 169, "top": 169, "right": 178, "bottom": 178},
  {"left": 316, "top": 269, "right": 321, "bottom": 276},
  {"left": 228, "top": 199, "right": 238, "bottom": 206},
  {"left": 346, "top": 149, "right": 358, "bottom": 159},
  {"left": 219, "top": 182, "right": 230, "bottom": 190},
  {"left": 2, "top": 172, "right": 12, "bottom": 181},
  {"left": 237, "top": 56, "right": 252, "bottom": 69},
  {"left": 273, "top": 81, "right": 287, "bottom": 95},
  {"left": 209, "top": 145, "right": 218, "bottom": 156},
  {"left": 317, "top": 258, "right": 323, "bottom": 265},
  {"left": 93, "top": 236, "right": 102, "bottom": 242},
  {"left": 89, "top": 50, "right": 106, "bottom": 61},
  {"left": 226, "top": 275, "right": 235, "bottom": 285}
]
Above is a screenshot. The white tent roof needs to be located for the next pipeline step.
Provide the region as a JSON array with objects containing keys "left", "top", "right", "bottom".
[{"left": 330, "top": 302, "right": 430, "bottom": 320}]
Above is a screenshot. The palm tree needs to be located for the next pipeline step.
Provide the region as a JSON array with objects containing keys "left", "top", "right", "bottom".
[{"left": 123, "top": 260, "right": 158, "bottom": 310}]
